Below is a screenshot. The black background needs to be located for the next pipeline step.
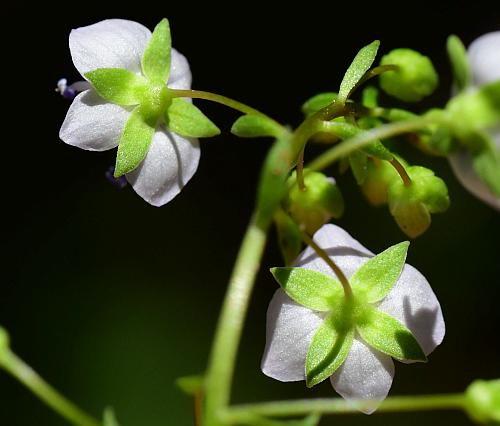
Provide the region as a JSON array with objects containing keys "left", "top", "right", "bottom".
[{"left": 1, "top": 3, "right": 499, "bottom": 425}]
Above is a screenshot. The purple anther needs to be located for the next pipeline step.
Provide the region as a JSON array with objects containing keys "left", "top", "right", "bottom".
[{"left": 105, "top": 166, "right": 128, "bottom": 189}]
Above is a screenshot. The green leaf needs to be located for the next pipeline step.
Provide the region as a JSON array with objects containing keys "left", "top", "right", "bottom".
[
  {"left": 115, "top": 106, "right": 156, "bottom": 177},
  {"left": 338, "top": 40, "right": 380, "bottom": 103},
  {"left": 142, "top": 18, "right": 171, "bottom": 82},
  {"left": 306, "top": 315, "right": 354, "bottom": 387},
  {"left": 351, "top": 241, "right": 409, "bottom": 302},
  {"left": 103, "top": 407, "right": 120, "bottom": 426},
  {"left": 176, "top": 374, "right": 204, "bottom": 396},
  {"left": 301, "top": 92, "right": 338, "bottom": 116},
  {"left": 85, "top": 68, "right": 148, "bottom": 105},
  {"left": 231, "top": 115, "right": 282, "bottom": 138},
  {"left": 447, "top": 35, "right": 470, "bottom": 91},
  {"left": 357, "top": 308, "right": 426, "bottom": 362},
  {"left": 166, "top": 98, "right": 220, "bottom": 138},
  {"left": 271, "top": 267, "right": 343, "bottom": 311},
  {"left": 472, "top": 138, "right": 500, "bottom": 196},
  {"left": 349, "top": 150, "right": 368, "bottom": 184}
]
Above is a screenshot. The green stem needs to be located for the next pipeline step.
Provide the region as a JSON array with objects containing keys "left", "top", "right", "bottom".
[
  {"left": 169, "top": 89, "right": 283, "bottom": 129},
  {"left": 0, "top": 349, "right": 100, "bottom": 426},
  {"left": 226, "top": 394, "right": 465, "bottom": 420},
  {"left": 308, "top": 117, "right": 436, "bottom": 171},
  {"left": 204, "top": 215, "right": 269, "bottom": 426}
]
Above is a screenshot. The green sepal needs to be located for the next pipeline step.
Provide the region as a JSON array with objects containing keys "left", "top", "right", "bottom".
[
  {"left": 361, "top": 140, "right": 394, "bottom": 161},
  {"left": 85, "top": 68, "right": 148, "bottom": 106},
  {"left": 142, "top": 18, "right": 171, "bottom": 83},
  {"left": 361, "top": 158, "right": 402, "bottom": 206},
  {"left": 338, "top": 40, "right": 380, "bottom": 103},
  {"left": 446, "top": 35, "right": 470, "bottom": 92},
  {"left": 115, "top": 106, "right": 156, "bottom": 177},
  {"left": 166, "top": 98, "right": 220, "bottom": 138},
  {"left": 103, "top": 407, "right": 120, "bottom": 426},
  {"left": 176, "top": 374, "right": 204, "bottom": 396},
  {"left": 357, "top": 308, "right": 426, "bottom": 362},
  {"left": 351, "top": 241, "right": 409, "bottom": 302},
  {"left": 472, "top": 135, "right": 500, "bottom": 196},
  {"left": 256, "top": 134, "right": 294, "bottom": 225},
  {"left": 270, "top": 267, "right": 343, "bottom": 311},
  {"left": 231, "top": 114, "right": 282, "bottom": 138},
  {"left": 274, "top": 210, "right": 302, "bottom": 266},
  {"left": 306, "top": 314, "right": 354, "bottom": 387},
  {"left": 301, "top": 92, "right": 338, "bottom": 116},
  {"left": 349, "top": 150, "right": 368, "bottom": 185}
]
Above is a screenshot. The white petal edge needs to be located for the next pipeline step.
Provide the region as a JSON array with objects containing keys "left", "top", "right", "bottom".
[
  {"left": 449, "top": 133, "right": 500, "bottom": 211},
  {"left": 69, "top": 19, "right": 151, "bottom": 76},
  {"left": 468, "top": 31, "right": 500, "bottom": 86},
  {"left": 376, "top": 263, "right": 445, "bottom": 359},
  {"left": 331, "top": 337, "right": 395, "bottom": 414},
  {"left": 261, "top": 289, "right": 325, "bottom": 382},
  {"left": 59, "top": 90, "right": 130, "bottom": 151},
  {"left": 168, "top": 48, "right": 192, "bottom": 90},
  {"left": 295, "top": 224, "right": 374, "bottom": 279},
  {"left": 126, "top": 127, "right": 200, "bottom": 207}
]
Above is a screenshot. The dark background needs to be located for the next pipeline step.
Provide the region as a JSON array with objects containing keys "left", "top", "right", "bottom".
[{"left": 1, "top": 3, "right": 499, "bottom": 426}]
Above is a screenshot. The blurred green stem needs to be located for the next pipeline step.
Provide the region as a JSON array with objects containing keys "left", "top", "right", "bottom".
[
  {"left": 0, "top": 349, "right": 100, "bottom": 426},
  {"left": 226, "top": 394, "right": 465, "bottom": 420},
  {"left": 204, "top": 215, "right": 269, "bottom": 426}
]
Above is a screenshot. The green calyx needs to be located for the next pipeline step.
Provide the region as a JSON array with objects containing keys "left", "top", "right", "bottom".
[
  {"left": 285, "top": 170, "right": 344, "bottom": 235},
  {"left": 464, "top": 379, "right": 500, "bottom": 424},
  {"left": 388, "top": 166, "right": 450, "bottom": 238},
  {"left": 379, "top": 48, "right": 438, "bottom": 102},
  {"left": 361, "top": 157, "right": 406, "bottom": 206},
  {"left": 417, "top": 109, "right": 456, "bottom": 156},
  {"left": 272, "top": 240, "right": 425, "bottom": 387},
  {"left": 84, "top": 18, "right": 219, "bottom": 177}
]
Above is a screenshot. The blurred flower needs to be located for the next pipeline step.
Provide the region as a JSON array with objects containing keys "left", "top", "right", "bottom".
[
  {"left": 261, "top": 224, "right": 445, "bottom": 413},
  {"left": 449, "top": 31, "right": 500, "bottom": 210},
  {"left": 59, "top": 19, "right": 200, "bottom": 207}
]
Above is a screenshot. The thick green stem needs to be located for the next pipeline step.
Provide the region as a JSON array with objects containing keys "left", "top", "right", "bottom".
[
  {"left": 308, "top": 117, "right": 436, "bottom": 171},
  {"left": 226, "top": 394, "right": 465, "bottom": 420},
  {"left": 204, "top": 215, "right": 269, "bottom": 426},
  {"left": 169, "top": 89, "right": 283, "bottom": 129},
  {"left": 0, "top": 349, "right": 100, "bottom": 426}
]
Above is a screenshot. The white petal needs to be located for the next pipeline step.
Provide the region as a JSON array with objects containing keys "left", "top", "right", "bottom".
[
  {"left": 261, "top": 289, "right": 324, "bottom": 382},
  {"left": 331, "top": 337, "right": 394, "bottom": 414},
  {"left": 59, "top": 90, "right": 130, "bottom": 151},
  {"left": 295, "top": 224, "right": 373, "bottom": 278},
  {"left": 376, "top": 263, "right": 445, "bottom": 358},
  {"left": 468, "top": 31, "right": 500, "bottom": 86},
  {"left": 168, "top": 48, "right": 192, "bottom": 90},
  {"left": 69, "top": 19, "right": 151, "bottom": 76},
  {"left": 449, "top": 136, "right": 500, "bottom": 211},
  {"left": 126, "top": 128, "right": 200, "bottom": 207}
]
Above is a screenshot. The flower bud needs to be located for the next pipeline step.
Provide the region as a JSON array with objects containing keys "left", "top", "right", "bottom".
[
  {"left": 416, "top": 109, "right": 456, "bottom": 156},
  {"left": 379, "top": 48, "right": 439, "bottom": 102},
  {"left": 388, "top": 166, "right": 450, "bottom": 238},
  {"left": 465, "top": 379, "right": 500, "bottom": 424},
  {"left": 285, "top": 170, "right": 344, "bottom": 235},
  {"left": 361, "top": 158, "right": 406, "bottom": 206}
]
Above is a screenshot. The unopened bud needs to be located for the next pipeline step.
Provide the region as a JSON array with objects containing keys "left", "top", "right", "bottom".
[
  {"left": 285, "top": 170, "right": 344, "bottom": 235},
  {"left": 465, "top": 379, "right": 500, "bottom": 424},
  {"left": 379, "top": 49, "right": 438, "bottom": 102}
]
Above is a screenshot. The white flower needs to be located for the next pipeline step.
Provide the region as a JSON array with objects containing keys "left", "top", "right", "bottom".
[
  {"left": 449, "top": 31, "right": 500, "bottom": 210},
  {"left": 59, "top": 19, "right": 199, "bottom": 207},
  {"left": 261, "top": 224, "right": 445, "bottom": 414}
]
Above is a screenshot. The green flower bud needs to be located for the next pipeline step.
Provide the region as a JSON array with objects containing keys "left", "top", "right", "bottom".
[
  {"left": 361, "top": 158, "right": 403, "bottom": 206},
  {"left": 285, "top": 170, "right": 344, "bottom": 235},
  {"left": 274, "top": 209, "right": 303, "bottom": 265},
  {"left": 388, "top": 166, "right": 450, "bottom": 238},
  {"left": 446, "top": 81, "right": 500, "bottom": 143},
  {"left": 379, "top": 48, "right": 439, "bottom": 102},
  {"left": 416, "top": 109, "right": 457, "bottom": 156},
  {"left": 465, "top": 379, "right": 500, "bottom": 424}
]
